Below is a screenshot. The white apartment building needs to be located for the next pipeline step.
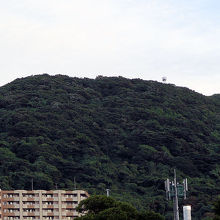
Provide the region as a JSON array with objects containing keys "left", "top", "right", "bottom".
[{"left": 0, "top": 190, "right": 89, "bottom": 220}]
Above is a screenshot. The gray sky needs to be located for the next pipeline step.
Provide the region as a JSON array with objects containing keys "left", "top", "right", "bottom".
[{"left": 0, "top": 0, "right": 220, "bottom": 95}]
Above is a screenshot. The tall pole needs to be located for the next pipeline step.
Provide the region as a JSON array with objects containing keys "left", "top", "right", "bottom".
[
  {"left": 165, "top": 170, "right": 188, "bottom": 220},
  {"left": 173, "top": 169, "right": 179, "bottom": 220},
  {"left": 31, "top": 178, "right": 34, "bottom": 191},
  {"left": 74, "top": 177, "right": 77, "bottom": 190}
]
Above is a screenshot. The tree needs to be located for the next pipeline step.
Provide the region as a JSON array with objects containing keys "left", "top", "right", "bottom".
[
  {"left": 138, "top": 211, "right": 165, "bottom": 220},
  {"left": 76, "top": 195, "right": 117, "bottom": 215},
  {"left": 213, "top": 199, "right": 220, "bottom": 220},
  {"left": 214, "top": 199, "right": 220, "bottom": 216},
  {"left": 76, "top": 195, "right": 164, "bottom": 220}
]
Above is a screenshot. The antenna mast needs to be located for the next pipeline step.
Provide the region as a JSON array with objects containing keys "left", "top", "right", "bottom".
[{"left": 165, "top": 169, "right": 188, "bottom": 220}]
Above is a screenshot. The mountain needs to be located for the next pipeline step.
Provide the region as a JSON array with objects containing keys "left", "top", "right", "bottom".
[{"left": 0, "top": 74, "right": 219, "bottom": 219}]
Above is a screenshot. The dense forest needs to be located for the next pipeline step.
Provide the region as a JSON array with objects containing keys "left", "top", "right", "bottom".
[{"left": 0, "top": 74, "right": 219, "bottom": 219}]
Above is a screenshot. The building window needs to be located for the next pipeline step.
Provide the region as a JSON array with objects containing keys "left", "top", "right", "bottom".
[
  {"left": 23, "top": 194, "right": 37, "bottom": 198},
  {"left": 43, "top": 194, "right": 53, "bottom": 198},
  {"left": 23, "top": 209, "right": 36, "bottom": 212},
  {"left": 64, "top": 194, "right": 77, "bottom": 198}
]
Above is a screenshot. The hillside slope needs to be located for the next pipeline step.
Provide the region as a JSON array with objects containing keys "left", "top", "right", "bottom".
[{"left": 0, "top": 74, "right": 219, "bottom": 219}]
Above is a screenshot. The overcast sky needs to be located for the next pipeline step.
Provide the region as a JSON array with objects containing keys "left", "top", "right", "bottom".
[{"left": 0, "top": 0, "right": 219, "bottom": 96}]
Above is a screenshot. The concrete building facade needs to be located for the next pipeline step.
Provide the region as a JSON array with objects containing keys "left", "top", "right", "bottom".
[{"left": 0, "top": 190, "right": 89, "bottom": 220}]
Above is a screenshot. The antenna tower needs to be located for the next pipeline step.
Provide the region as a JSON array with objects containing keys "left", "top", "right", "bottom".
[
  {"left": 162, "top": 76, "right": 167, "bottom": 83},
  {"left": 165, "top": 169, "right": 188, "bottom": 220}
]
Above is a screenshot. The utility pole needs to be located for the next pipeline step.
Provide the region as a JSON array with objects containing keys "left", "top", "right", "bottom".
[
  {"left": 173, "top": 169, "right": 179, "bottom": 220},
  {"left": 165, "top": 169, "right": 188, "bottom": 220},
  {"left": 31, "top": 178, "right": 34, "bottom": 191},
  {"left": 74, "top": 177, "right": 77, "bottom": 190}
]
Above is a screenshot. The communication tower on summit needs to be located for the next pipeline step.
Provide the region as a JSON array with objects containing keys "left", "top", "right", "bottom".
[
  {"left": 162, "top": 76, "right": 167, "bottom": 83},
  {"left": 165, "top": 169, "right": 188, "bottom": 220}
]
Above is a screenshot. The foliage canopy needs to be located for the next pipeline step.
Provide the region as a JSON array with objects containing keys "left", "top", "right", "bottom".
[
  {"left": 0, "top": 74, "right": 219, "bottom": 219},
  {"left": 75, "top": 195, "right": 164, "bottom": 220}
]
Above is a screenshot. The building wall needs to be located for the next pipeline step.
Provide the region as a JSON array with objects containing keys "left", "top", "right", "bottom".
[{"left": 0, "top": 190, "right": 89, "bottom": 220}]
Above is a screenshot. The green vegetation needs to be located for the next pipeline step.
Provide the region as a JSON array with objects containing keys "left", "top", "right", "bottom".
[
  {"left": 0, "top": 74, "right": 219, "bottom": 219},
  {"left": 213, "top": 198, "right": 220, "bottom": 220},
  {"left": 75, "top": 195, "right": 164, "bottom": 220}
]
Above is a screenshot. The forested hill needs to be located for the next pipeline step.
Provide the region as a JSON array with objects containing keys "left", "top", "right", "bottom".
[{"left": 0, "top": 74, "right": 220, "bottom": 219}]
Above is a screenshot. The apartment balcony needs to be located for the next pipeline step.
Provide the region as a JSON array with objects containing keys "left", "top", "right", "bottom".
[
  {"left": 42, "top": 210, "right": 59, "bottom": 215},
  {"left": 23, "top": 218, "right": 40, "bottom": 220},
  {"left": 2, "top": 204, "right": 20, "bottom": 209},
  {"left": 61, "top": 204, "right": 77, "bottom": 209},
  {"left": 22, "top": 211, "right": 40, "bottom": 216},
  {"left": 22, "top": 217, "right": 40, "bottom": 220},
  {"left": 43, "top": 217, "right": 59, "bottom": 220},
  {"left": 61, "top": 197, "right": 78, "bottom": 202},
  {"left": 22, "top": 197, "right": 40, "bottom": 202},
  {"left": 42, "top": 197, "right": 58, "bottom": 202},
  {"left": 62, "top": 211, "right": 79, "bottom": 216},
  {"left": 3, "top": 211, "right": 20, "bottom": 216},
  {"left": 2, "top": 197, "right": 20, "bottom": 201},
  {"left": 22, "top": 204, "right": 40, "bottom": 208},
  {"left": 42, "top": 204, "right": 59, "bottom": 208}
]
